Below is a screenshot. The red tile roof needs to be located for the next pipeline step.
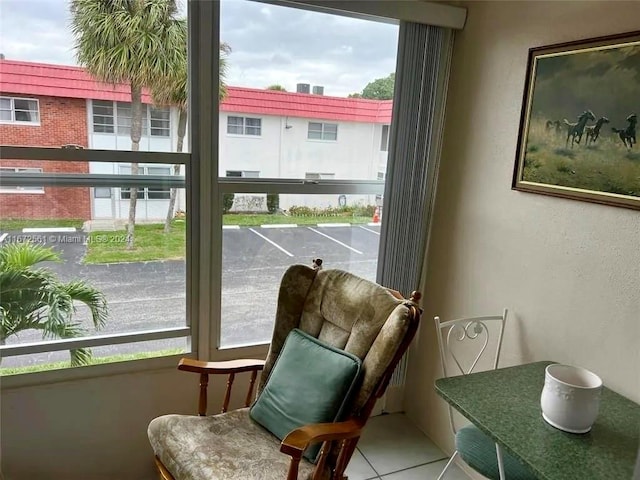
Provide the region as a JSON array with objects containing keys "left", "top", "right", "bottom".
[{"left": 0, "top": 59, "right": 392, "bottom": 124}]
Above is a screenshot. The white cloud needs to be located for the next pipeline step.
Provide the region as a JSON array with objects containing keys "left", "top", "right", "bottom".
[{"left": 0, "top": 0, "right": 398, "bottom": 97}]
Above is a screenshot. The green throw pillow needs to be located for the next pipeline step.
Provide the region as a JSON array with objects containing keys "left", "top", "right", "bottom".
[{"left": 250, "top": 328, "right": 363, "bottom": 462}]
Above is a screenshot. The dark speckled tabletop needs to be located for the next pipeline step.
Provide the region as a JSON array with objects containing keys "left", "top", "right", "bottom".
[{"left": 435, "top": 361, "right": 640, "bottom": 480}]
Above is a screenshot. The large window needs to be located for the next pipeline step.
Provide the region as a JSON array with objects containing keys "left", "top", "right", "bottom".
[
  {"left": 308, "top": 122, "right": 338, "bottom": 141},
  {"left": 218, "top": 0, "right": 398, "bottom": 347},
  {"left": 0, "top": 3, "right": 190, "bottom": 378},
  {"left": 92, "top": 101, "right": 170, "bottom": 137},
  {"left": 0, "top": 96, "right": 40, "bottom": 124},
  {"left": 227, "top": 116, "right": 262, "bottom": 136}
]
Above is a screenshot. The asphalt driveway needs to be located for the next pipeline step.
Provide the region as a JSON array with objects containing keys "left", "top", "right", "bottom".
[{"left": 1, "top": 224, "right": 381, "bottom": 368}]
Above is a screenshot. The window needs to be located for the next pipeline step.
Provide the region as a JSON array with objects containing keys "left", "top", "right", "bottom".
[
  {"left": 0, "top": 97, "right": 40, "bottom": 124},
  {"left": 381, "top": 125, "right": 390, "bottom": 151},
  {"left": 92, "top": 100, "right": 115, "bottom": 133},
  {"left": 227, "top": 116, "right": 262, "bottom": 136},
  {"left": 150, "top": 107, "right": 171, "bottom": 137},
  {"left": 119, "top": 165, "right": 171, "bottom": 199},
  {"left": 0, "top": 167, "right": 44, "bottom": 193},
  {"left": 377, "top": 172, "right": 385, "bottom": 181},
  {"left": 226, "top": 170, "right": 260, "bottom": 178},
  {"left": 308, "top": 122, "right": 338, "bottom": 141},
  {"left": 92, "top": 101, "right": 170, "bottom": 137},
  {"left": 93, "top": 187, "right": 112, "bottom": 198}
]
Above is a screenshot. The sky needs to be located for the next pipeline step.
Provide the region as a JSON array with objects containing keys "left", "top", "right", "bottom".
[{"left": 0, "top": 0, "right": 399, "bottom": 97}]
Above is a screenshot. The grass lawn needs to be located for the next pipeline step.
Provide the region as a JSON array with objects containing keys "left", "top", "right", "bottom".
[
  {"left": 84, "top": 220, "right": 186, "bottom": 264},
  {"left": 0, "top": 218, "right": 84, "bottom": 230},
  {"left": 0, "top": 348, "right": 184, "bottom": 376},
  {"left": 85, "top": 214, "right": 373, "bottom": 264}
]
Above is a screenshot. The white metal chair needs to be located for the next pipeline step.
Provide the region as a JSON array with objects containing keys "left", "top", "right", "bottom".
[{"left": 434, "top": 310, "right": 536, "bottom": 480}]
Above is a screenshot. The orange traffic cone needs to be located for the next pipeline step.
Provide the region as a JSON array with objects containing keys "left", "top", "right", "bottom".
[{"left": 372, "top": 206, "right": 380, "bottom": 224}]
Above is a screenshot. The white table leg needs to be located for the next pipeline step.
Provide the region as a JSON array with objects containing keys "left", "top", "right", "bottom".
[{"left": 495, "top": 443, "right": 506, "bottom": 480}]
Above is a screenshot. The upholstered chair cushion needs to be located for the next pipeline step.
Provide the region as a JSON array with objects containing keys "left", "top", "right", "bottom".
[
  {"left": 259, "top": 267, "right": 411, "bottom": 415},
  {"left": 148, "top": 409, "right": 323, "bottom": 480},
  {"left": 250, "top": 329, "right": 362, "bottom": 461},
  {"left": 455, "top": 424, "right": 537, "bottom": 480}
]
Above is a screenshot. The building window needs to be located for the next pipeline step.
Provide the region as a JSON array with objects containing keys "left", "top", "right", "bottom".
[
  {"left": 93, "top": 187, "right": 112, "bottom": 198},
  {"left": 0, "top": 97, "right": 40, "bottom": 124},
  {"left": 308, "top": 122, "right": 338, "bottom": 141},
  {"left": 381, "top": 125, "right": 390, "bottom": 151},
  {"left": 92, "top": 100, "right": 115, "bottom": 133},
  {"left": 226, "top": 170, "right": 260, "bottom": 178},
  {"left": 150, "top": 107, "right": 171, "bottom": 137},
  {"left": 377, "top": 172, "right": 385, "bottom": 181},
  {"left": 0, "top": 167, "right": 44, "bottom": 193},
  {"left": 92, "top": 101, "right": 170, "bottom": 137},
  {"left": 227, "top": 116, "right": 262, "bottom": 136},
  {"left": 119, "top": 165, "right": 171, "bottom": 199}
]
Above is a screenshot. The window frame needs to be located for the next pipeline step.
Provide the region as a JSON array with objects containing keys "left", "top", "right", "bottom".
[
  {"left": 0, "top": 0, "right": 402, "bottom": 386},
  {"left": 307, "top": 121, "right": 338, "bottom": 141},
  {"left": 0, "top": 96, "right": 41, "bottom": 125},
  {"left": 226, "top": 116, "right": 262, "bottom": 136},
  {"left": 91, "top": 100, "right": 170, "bottom": 138}
]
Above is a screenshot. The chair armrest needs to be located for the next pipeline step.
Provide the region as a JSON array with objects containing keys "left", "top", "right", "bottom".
[
  {"left": 178, "top": 357, "right": 265, "bottom": 374},
  {"left": 280, "top": 419, "right": 363, "bottom": 458}
]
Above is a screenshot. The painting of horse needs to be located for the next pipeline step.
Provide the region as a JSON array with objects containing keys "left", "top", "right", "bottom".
[{"left": 513, "top": 31, "right": 640, "bottom": 210}]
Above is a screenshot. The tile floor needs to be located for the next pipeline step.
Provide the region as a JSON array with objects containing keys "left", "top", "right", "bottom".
[{"left": 345, "top": 413, "right": 471, "bottom": 480}]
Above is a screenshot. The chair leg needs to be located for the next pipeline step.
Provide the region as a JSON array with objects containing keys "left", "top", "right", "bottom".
[
  {"left": 436, "top": 450, "right": 459, "bottom": 480},
  {"left": 495, "top": 443, "right": 506, "bottom": 480}
]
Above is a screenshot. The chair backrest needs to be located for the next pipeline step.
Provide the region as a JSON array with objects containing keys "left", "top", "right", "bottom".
[
  {"left": 259, "top": 264, "right": 421, "bottom": 417},
  {"left": 434, "top": 309, "right": 507, "bottom": 434}
]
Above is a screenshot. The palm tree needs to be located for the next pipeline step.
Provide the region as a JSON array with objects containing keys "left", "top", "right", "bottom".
[
  {"left": 152, "top": 42, "right": 231, "bottom": 233},
  {"left": 70, "top": 0, "right": 187, "bottom": 249},
  {"left": 0, "top": 242, "right": 108, "bottom": 366}
]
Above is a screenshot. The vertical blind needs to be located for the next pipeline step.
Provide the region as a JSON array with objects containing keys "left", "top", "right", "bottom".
[
  {"left": 377, "top": 21, "right": 452, "bottom": 297},
  {"left": 377, "top": 22, "right": 454, "bottom": 388}
]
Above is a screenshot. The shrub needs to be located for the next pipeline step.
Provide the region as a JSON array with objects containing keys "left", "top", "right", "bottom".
[
  {"left": 222, "top": 193, "right": 235, "bottom": 213},
  {"left": 266, "top": 194, "right": 279, "bottom": 214}
]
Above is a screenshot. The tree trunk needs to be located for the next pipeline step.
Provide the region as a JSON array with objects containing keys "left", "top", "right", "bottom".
[
  {"left": 164, "top": 108, "right": 187, "bottom": 233},
  {"left": 127, "top": 84, "right": 143, "bottom": 250}
]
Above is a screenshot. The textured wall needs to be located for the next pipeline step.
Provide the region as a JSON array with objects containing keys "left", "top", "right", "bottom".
[{"left": 404, "top": 0, "right": 640, "bottom": 460}]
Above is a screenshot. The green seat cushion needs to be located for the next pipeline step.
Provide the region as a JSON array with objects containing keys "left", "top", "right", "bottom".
[
  {"left": 250, "top": 328, "right": 362, "bottom": 462},
  {"left": 456, "top": 424, "right": 537, "bottom": 480}
]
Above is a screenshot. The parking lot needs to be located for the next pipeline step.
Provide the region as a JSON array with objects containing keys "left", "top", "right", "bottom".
[{"left": 1, "top": 223, "right": 380, "bottom": 368}]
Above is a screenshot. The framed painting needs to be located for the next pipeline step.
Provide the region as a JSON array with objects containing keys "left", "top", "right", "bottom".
[{"left": 513, "top": 31, "right": 640, "bottom": 210}]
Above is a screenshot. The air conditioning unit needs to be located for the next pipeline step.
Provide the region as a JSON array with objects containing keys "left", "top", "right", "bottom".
[{"left": 296, "top": 83, "right": 310, "bottom": 94}]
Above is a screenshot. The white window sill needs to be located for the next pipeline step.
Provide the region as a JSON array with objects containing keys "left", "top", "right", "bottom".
[
  {"left": 0, "top": 189, "right": 45, "bottom": 194},
  {"left": 0, "top": 121, "right": 41, "bottom": 127}
]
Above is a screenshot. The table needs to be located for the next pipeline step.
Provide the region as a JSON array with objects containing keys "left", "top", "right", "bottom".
[{"left": 435, "top": 361, "right": 640, "bottom": 480}]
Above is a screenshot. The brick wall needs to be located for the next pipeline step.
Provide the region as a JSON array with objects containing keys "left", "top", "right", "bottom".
[{"left": 0, "top": 94, "right": 91, "bottom": 220}]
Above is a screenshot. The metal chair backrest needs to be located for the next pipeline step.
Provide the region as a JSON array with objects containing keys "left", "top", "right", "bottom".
[{"left": 434, "top": 309, "right": 507, "bottom": 434}]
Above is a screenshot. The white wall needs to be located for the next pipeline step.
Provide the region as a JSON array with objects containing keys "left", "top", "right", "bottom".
[
  {"left": 404, "top": 0, "right": 640, "bottom": 469},
  {"left": 220, "top": 112, "right": 387, "bottom": 210},
  {"left": 1, "top": 363, "right": 262, "bottom": 479}
]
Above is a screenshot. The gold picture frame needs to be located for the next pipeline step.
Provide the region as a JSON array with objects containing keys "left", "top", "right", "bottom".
[{"left": 513, "top": 31, "right": 640, "bottom": 210}]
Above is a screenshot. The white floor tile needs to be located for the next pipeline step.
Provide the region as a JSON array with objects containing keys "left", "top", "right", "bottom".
[
  {"left": 358, "top": 414, "right": 447, "bottom": 475},
  {"left": 380, "top": 458, "right": 471, "bottom": 480},
  {"left": 345, "top": 448, "right": 379, "bottom": 480}
]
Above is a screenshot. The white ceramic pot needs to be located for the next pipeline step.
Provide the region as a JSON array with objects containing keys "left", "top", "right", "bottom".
[{"left": 540, "top": 364, "right": 603, "bottom": 434}]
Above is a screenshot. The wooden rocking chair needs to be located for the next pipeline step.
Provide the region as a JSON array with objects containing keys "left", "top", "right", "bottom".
[{"left": 148, "top": 262, "right": 421, "bottom": 480}]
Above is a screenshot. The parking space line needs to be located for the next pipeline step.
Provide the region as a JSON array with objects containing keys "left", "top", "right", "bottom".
[
  {"left": 0, "top": 233, "right": 7, "bottom": 243},
  {"left": 261, "top": 224, "right": 297, "bottom": 228},
  {"left": 23, "top": 227, "right": 76, "bottom": 233},
  {"left": 249, "top": 228, "right": 294, "bottom": 257},
  {"left": 317, "top": 223, "right": 351, "bottom": 227},
  {"left": 359, "top": 226, "right": 380, "bottom": 236},
  {"left": 307, "top": 227, "right": 363, "bottom": 255}
]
